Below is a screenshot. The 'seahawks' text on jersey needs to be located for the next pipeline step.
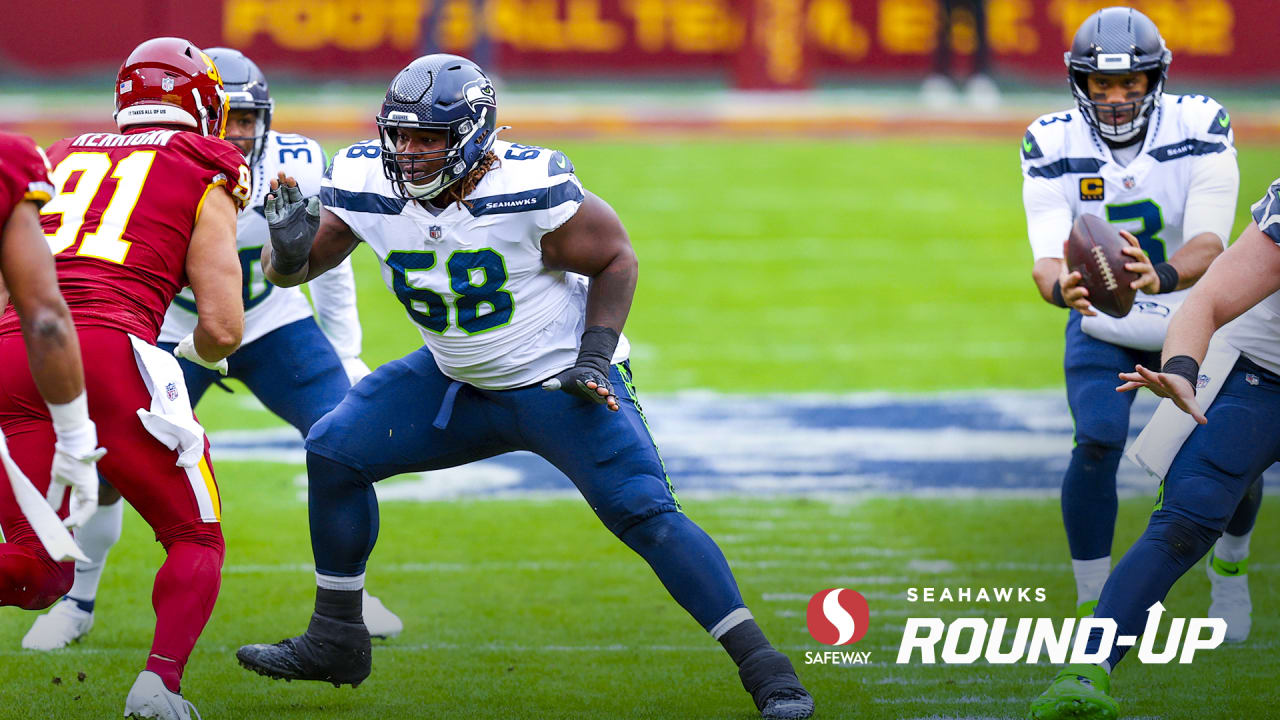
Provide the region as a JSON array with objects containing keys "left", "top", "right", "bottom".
[
  {"left": 1021, "top": 93, "right": 1240, "bottom": 349},
  {"left": 159, "top": 131, "right": 363, "bottom": 359},
  {"left": 322, "top": 139, "right": 630, "bottom": 390}
]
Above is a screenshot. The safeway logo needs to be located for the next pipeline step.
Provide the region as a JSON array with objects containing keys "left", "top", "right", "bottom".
[{"left": 806, "top": 588, "right": 870, "bottom": 645}]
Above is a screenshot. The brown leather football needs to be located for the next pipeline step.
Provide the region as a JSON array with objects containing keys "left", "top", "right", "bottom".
[{"left": 1066, "top": 214, "right": 1139, "bottom": 318}]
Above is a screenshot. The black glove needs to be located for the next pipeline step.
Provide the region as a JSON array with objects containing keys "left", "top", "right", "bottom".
[
  {"left": 265, "top": 180, "right": 320, "bottom": 275},
  {"left": 542, "top": 326, "right": 620, "bottom": 409}
]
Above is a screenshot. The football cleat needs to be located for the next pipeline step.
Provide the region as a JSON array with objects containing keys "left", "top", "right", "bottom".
[
  {"left": 124, "top": 671, "right": 200, "bottom": 720},
  {"left": 1028, "top": 663, "right": 1118, "bottom": 720},
  {"left": 22, "top": 598, "right": 93, "bottom": 650},
  {"left": 362, "top": 590, "right": 404, "bottom": 640},
  {"left": 1076, "top": 600, "right": 1098, "bottom": 619},
  {"left": 1207, "top": 550, "right": 1251, "bottom": 642},
  {"left": 236, "top": 612, "right": 371, "bottom": 688},
  {"left": 739, "top": 648, "right": 815, "bottom": 719}
]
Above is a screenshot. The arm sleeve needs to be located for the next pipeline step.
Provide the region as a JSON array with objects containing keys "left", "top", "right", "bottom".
[
  {"left": 1023, "top": 176, "right": 1073, "bottom": 260},
  {"left": 1250, "top": 178, "right": 1280, "bottom": 246},
  {"left": 307, "top": 255, "right": 363, "bottom": 360},
  {"left": 1182, "top": 146, "right": 1239, "bottom": 247}
]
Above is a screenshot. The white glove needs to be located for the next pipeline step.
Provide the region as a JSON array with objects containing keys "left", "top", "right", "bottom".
[
  {"left": 47, "top": 420, "right": 106, "bottom": 530},
  {"left": 174, "top": 333, "right": 228, "bottom": 375},
  {"left": 342, "top": 356, "right": 372, "bottom": 385}
]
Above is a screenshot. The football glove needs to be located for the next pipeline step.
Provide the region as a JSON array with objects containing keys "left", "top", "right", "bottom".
[
  {"left": 47, "top": 422, "right": 105, "bottom": 530},
  {"left": 265, "top": 179, "right": 320, "bottom": 275},
  {"left": 174, "top": 333, "right": 229, "bottom": 375},
  {"left": 542, "top": 326, "right": 619, "bottom": 410}
]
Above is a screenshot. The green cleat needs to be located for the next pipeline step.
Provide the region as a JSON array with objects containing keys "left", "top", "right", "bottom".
[{"left": 1028, "top": 663, "right": 1118, "bottom": 720}]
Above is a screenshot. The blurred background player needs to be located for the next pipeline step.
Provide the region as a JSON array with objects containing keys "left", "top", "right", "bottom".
[
  {"left": 234, "top": 54, "right": 814, "bottom": 719},
  {"left": 0, "top": 131, "right": 103, "bottom": 604},
  {"left": 21, "top": 46, "right": 404, "bottom": 653},
  {"left": 1028, "top": 180, "right": 1280, "bottom": 720},
  {"left": 920, "top": 0, "right": 999, "bottom": 108},
  {"left": 1020, "top": 7, "right": 1242, "bottom": 620},
  {"left": 0, "top": 37, "right": 249, "bottom": 719}
]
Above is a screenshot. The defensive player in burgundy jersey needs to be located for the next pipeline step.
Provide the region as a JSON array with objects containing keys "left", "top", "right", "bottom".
[
  {"left": 0, "top": 38, "right": 248, "bottom": 720},
  {"left": 0, "top": 131, "right": 104, "bottom": 606}
]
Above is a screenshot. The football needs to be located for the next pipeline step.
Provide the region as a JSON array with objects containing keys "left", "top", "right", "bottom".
[{"left": 1066, "top": 214, "right": 1139, "bottom": 318}]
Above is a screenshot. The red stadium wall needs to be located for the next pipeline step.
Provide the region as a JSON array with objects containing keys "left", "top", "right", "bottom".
[{"left": 0, "top": 0, "right": 1262, "bottom": 88}]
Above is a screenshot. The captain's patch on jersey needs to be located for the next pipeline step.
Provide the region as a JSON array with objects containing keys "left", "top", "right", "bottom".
[{"left": 1079, "top": 177, "right": 1105, "bottom": 201}]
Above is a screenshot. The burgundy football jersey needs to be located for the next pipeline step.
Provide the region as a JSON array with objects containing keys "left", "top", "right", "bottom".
[
  {"left": 0, "top": 128, "right": 249, "bottom": 342},
  {"left": 0, "top": 132, "right": 55, "bottom": 220}
]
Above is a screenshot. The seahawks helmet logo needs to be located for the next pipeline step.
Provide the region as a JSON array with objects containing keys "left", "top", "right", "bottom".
[{"left": 462, "top": 78, "right": 496, "bottom": 111}]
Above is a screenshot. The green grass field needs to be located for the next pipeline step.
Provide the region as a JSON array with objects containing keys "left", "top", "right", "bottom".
[{"left": 1, "top": 137, "right": 1278, "bottom": 719}]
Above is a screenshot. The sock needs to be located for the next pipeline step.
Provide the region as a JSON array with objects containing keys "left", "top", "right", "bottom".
[
  {"left": 1072, "top": 556, "right": 1111, "bottom": 607},
  {"left": 307, "top": 452, "right": 379, "bottom": 578},
  {"left": 617, "top": 511, "right": 745, "bottom": 630},
  {"left": 148, "top": 526, "right": 225, "bottom": 694},
  {"left": 1214, "top": 531, "right": 1251, "bottom": 565},
  {"left": 68, "top": 499, "right": 125, "bottom": 609},
  {"left": 718, "top": 617, "right": 771, "bottom": 666},
  {"left": 315, "top": 585, "right": 363, "bottom": 622},
  {"left": 1086, "top": 511, "right": 1216, "bottom": 669},
  {"left": 1061, "top": 443, "right": 1121, "bottom": 562}
]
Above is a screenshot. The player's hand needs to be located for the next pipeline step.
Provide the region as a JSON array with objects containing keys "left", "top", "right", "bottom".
[
  {"left": 264, "top": 172, "right": 320, "bottom": 275},
  {"left": 174, "top": 333, "right": 229, "bottom": 376},
  {"left": 48, "top": 427, "right": 106, "bottom": 529},
  {"left": 1117, "top": 364, "right": 1208, "bottom": 424},
  {"left": 1057, "top": 247, "right": 1096, "bottom": 316},
  {"left": 542, "top": 365, "right": 619, "bottom": 412},
  {"left": 342, "top": 356, "right": 372, "bottom": 385},
  {"left": 1119, "top": 231, "right": 1159, "bottom": 294}
]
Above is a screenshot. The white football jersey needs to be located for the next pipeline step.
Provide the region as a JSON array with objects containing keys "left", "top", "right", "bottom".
[
  {"left": 1218, "top": 180, "right": 1280, "bottom": 375},
  {"left": 159, "top": 131, "right": 364, "bottom": 358},
  {"left": 1021, "top": 94, "right": 1238, "bottom": 349},
  {"left": 322, "top": 139, "right": 629, "bottom": 390}
]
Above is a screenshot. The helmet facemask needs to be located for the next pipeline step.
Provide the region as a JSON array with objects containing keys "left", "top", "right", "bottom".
[
  {"left": 377, "top": 108, "right": 491, "bottom": 200},
  {"left": 1070, "top": 69, "right": 1163, "bottom": 144},
  {"left": 225, "top": 92, "right": 273, "bottom": 166}
]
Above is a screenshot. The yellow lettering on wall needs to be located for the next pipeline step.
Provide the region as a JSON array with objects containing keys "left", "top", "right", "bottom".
[
  {"left": 566, "top": 0, "right": 626, "bottom": 52},
  {"left": 672, "top": 0, "right": 741, "bottom": 53},
  {"left": 878, "top": 0, "right": 936, "bottom": 55},
  {"left": 437, "top": 0, "right": 478, "bottom": 50},
  {"left": 222, "top": 0, "right": 425, "bottom": 52},
  {"left": 1184, "top": 0, "right": 1233, "bottom": 55},
  {"left": 987, "top": 0, "right": 1036, "bottom": 55},
  {"left": 806, "top": 0, "right": 869, "bottom": 60}
]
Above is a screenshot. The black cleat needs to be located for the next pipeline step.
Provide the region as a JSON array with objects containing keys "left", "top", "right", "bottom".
[
  {"left": 236, "top": 613, "right": 372, "bottom": 688},
  {"left": 739, "top": 648, "right": 815, "bottom": 719}
]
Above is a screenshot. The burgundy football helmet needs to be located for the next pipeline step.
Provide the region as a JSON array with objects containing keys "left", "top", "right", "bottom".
[{"left": 114, "top": 37, "right": 228, "bottom": 138}]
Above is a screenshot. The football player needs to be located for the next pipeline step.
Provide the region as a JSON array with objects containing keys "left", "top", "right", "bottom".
[
  {"left": 1020, "top": 7, "right": 1252, "bottom": 622},
  {"left": 234, "top": 55, "right": 814, "bottom": 719},
  {"left": 1027, "top": 184, "right": 1280, "bottom": 719},
  {"left": 0, "top": 132, "right": 102, "bottom": 593},
  {"left": 0, "top": 38, "right": 248, "bottom": 719},
  {"left": 21, "top": 47, "right": 404, "bottom": 653}
]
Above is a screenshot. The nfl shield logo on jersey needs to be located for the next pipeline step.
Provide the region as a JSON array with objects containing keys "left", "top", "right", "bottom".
[
  {"left": 161, "top": 76, "right": 174, "bottom": 92},
  {"left": 429, "top": 225, "right": 443, "bottom": 240},
  {"left": 1123, "top": 176, "right": 1136, "bottom": 190},
  {"left": 166, "top": 382, "right": 179, "bottom": 401}
]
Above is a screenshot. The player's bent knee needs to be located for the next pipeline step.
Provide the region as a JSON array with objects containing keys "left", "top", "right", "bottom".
[
  {"left": 155, "top": 520, "right": 225, "bottom": 556},
  {"left": 1073, "top": 439, "right": 1125, "bottom": 460},
  {"left": 1147, "top": 511, "right": 1217, "bottom": 565},
  {"left": 615, "top": 506, "right": 685, "bottom": 546},
  {"left": 0, "top": 546, "right": 72, "bottom": 610}
]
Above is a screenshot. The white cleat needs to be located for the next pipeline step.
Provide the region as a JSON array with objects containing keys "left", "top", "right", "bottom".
[
  {"left": 1207, "top": 552, "right": 1252, "bottom": 642},
  {"left": 22, "top": 599, "right": 93, "bottom": 650},
  {"left": 363, "top": 590, "right": 404, "bottom": 639},
  {"left": 124, "top": 671, "right": 201, "bottom": 720}
]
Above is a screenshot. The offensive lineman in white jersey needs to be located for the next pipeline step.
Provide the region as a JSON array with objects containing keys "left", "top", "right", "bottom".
[
  {"left": 234, "top": 55, "right": 814, "bottom": 719},
  {"left": 1020, "top": 8, "right": 1257, "bottom": 634},
  {"left": 22, "top": 47, "right": 404, "bottom": 651}
]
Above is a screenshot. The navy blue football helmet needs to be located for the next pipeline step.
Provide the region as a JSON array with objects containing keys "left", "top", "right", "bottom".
[
  {"left": 205, "top": 47, "right": 273, "bottom": 167},
  {"left": 1065, "top": 7, "right": 1171, "bottom": 144},
  {"left": 375, "top": 54, "right": 500, "bottom": 200}
]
